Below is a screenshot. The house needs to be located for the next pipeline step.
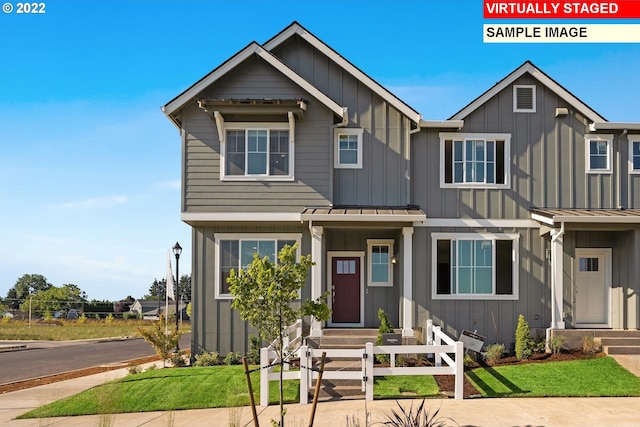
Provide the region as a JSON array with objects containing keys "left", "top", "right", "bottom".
[
  {"left": 163, "top": 22, "right": 640, "bottom": 355},
  {"left": 129, "top": 299, "right": 189, "bottom": 321}
]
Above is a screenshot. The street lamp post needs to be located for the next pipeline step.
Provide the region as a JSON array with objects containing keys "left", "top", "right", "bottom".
[{"left": 173, "top": 242, "right": 182, "bottom": 351}]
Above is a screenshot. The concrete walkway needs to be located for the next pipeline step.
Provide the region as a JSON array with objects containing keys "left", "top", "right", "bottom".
[{"left": 1, "top": 359, "right": 640, "bottom": 427}]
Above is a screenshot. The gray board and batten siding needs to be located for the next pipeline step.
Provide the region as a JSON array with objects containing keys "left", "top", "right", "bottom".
[{"left": 271, "top": 34, "right": 413, "bottom": 207}]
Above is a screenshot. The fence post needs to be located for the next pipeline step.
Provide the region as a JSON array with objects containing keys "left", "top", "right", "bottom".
[
  {"left": 365, "top": 342, "right": 374, "bottom": 401},
  {"left": 299, "top": 345, "right": 308, "bottom": 404},
  {"left": 434, "top": 326, "right": 442, "bottom": 367},
  {"left": 426, "top": 319, "right": 433, "bottom": 345},
  {"left": 260, "top": 347, "right": 269, "bottom": 407},
  {"left": 455, "top": 341, "right": 464, "bottom": 400}
]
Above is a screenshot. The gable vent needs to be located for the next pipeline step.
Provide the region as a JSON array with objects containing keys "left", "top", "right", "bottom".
[{"left": 514, "top": 85, "right": 536, "bottom": 113}]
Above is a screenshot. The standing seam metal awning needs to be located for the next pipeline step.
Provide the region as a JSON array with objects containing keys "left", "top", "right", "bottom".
[
  {"left": 301, "top": 206, "right": 426, "bottom": 223},
  {"left": 531, "top": 208, "right": 640, "bottom": 225}
]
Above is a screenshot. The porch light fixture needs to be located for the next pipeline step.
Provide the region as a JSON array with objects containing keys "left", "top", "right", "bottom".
[
  {"left": 391, "top": 255, "right": 398, "bottom": 264},
  {"left": 173, "top": 242, "right": 182, "bottom": 351}
]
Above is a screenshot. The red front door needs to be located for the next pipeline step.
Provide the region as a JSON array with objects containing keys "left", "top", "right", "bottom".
[{"left": 331, "top": 257, "right": 360, "bottom": 324}]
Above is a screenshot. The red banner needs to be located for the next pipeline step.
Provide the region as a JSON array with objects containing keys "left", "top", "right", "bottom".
[{"left": 484, "top": 1, "right": 640, "bottom": 19}]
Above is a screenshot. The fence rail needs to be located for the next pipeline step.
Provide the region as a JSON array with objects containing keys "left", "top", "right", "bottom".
[{"left": 259, "top": 321, "right": 464, "bottom": 406}]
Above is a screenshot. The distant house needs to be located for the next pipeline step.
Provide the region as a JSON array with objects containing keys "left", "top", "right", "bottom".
[
  {"left": 130, "top": 299, "right": 189, "bottom": 320},
  {"left": 163, "top": 21, "right": 640, "bottom": 356},
  {"left": 2, "top": 310, "right": 28, "bottom": 320}
]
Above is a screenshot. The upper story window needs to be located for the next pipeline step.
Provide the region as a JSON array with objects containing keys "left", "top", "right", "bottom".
[
  {"left": 513, "top": 85, "right": 536, "bottom": 113},
  {"left": 432, "top": 232, "right": 519, "bottom": 300},
  {"left": 219, "top": 122, "right": 295, "bottom": 181},
  {"left": 440, "top": 132, "right": 511, "bottom": 189},
  {"left": 629, "top": 136, "right": 640, "bottom": 174},
  {"left": 334, "top": 128, "right": 364, "bottom": 169},
  {"left": 367, "top": 239, "right": 394, "bottom": 287},
  {"left": 214, "top": 233, "right": 301, "bottom": 299},
  {"left": 585, "top": 134, "right": 612, "bottom": 174}
]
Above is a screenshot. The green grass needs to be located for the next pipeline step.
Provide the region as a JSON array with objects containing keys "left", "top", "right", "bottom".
[
  {"left": 374, "top": 375, "right": 441, "bottom": 399},
  {"left": 19, "top": 357, "right": 640, "bottom": 418},
  {"left": 467, "top": 356, "right": 640, "bottom": 397},
  {"left": 19, "top": 366, "right": 299, "bottom": 418},
  {"left": 0, "top": 319, "right": 190, "bottom": 341}
]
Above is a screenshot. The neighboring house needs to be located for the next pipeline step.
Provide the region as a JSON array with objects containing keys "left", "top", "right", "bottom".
[
  {"left": 130, "top": 299, "right": 189, "bottom": 320},
  {"left": 163, "top": 22, "right": 640, "bottom": 355}
]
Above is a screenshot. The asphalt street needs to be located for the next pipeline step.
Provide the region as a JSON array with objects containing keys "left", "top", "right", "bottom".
[{"left": 0, "top": 334, "right": 190, "bottom": 385}]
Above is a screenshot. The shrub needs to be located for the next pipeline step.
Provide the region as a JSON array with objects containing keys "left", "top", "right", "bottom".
[
  {"left": 246, "top": 335, "right": 261, "bottom": 365},
  {"left": 224, "top": 351, "right": 242, "bottom": 365},
  {"left": 127, "top": 365, "right": 141, "bottom": 375},
  {"left": 193, "top": 350, "right": 220, "bottom": 367},
  {"left": 105, "top": 313, "right": 114, "bottom": 324},
  {"left": 548, "top": 334, "right": 567, "bottom": 354},
  {"left": 382, "top": 399, "right": 457, "bottom": 427},
  {"left": 376, "top": 308, "right": 395, "bottom": 364},
  {"left": 77, "top": 312, "right": 87, "bottom": 324},
  {"left": 145, "top": 364, "right": 158, "bottom": 372},
  {"left": 515, "top": 314, "right": 533, "bottom": 360},
  {"left": 582, "top": 335, "right": 601, "bottom": 355},
  {"left": 170, "top": 351, "right": 188, "bottom": 367},
  {"left": 122, "top": 312, "right": 138, "bottom": 321},
  {"left": 463, "top": 353, "right": 475, "bottom": 369},
  {"left": 482, "top": 343, "right": 505, "bottom": 366}
]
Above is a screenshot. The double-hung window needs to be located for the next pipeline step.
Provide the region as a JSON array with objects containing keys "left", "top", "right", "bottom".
[
  {"left": 440, "top": 133, "right": 510, "bottom": 188},
  {"left": 223, "top": 123, "right": 293, "bottom": 180},
  {"left": 629, "top": 136, "right": 640, "bottom": 174},
  {"left": 215, "top": 233, "right": 301, "bottom": 298},
  {"left": 585, "top": 134, "right": 612, "bottom": 174},
  {"left": 367, "top": 239, "right": 394, "bottom": 287},
  {"left": 432, "top": 233, "right": 518, "bottom": 300}
]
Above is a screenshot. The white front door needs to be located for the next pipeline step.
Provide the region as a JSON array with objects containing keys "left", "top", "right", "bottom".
[{"left": 575, "top": 248, "right": 611, "bottom": 328}]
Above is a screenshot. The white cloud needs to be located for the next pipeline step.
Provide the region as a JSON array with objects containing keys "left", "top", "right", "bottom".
[{"left": 56, "top": 195, "right": 128, "bottom": 209}]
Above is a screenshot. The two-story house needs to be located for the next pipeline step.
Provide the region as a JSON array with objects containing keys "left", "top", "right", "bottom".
[{"left": 163, "top": 22, "right": 640, "bottom": 355}]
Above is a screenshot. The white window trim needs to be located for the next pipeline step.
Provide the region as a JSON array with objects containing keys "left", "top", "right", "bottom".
[
  {"left": 439, "top": 132, "right": 511, "bottom": 189},
  {"left": 219, "top": 121, "right": 295, "bottom": 181},
  {"left": 431, "top": 232, "right": 519, "bottom": 301},
  {"left": 628, "top": 136, "right": 640, "bottom": 175},
  {"left": 334, "top": 128, "right": 364, "bottom": 169},
  {"left": 513, "top": 85, "right": 536, "bottom": 113},
  {"left": 366, "top": 239, "right": 394, "bottom": 287},
  {"left": 585, "top": 134, "right": 613, "bottom": 174},
  {"left": 214, "top": 233, "right": 302, "bottom": 299}
]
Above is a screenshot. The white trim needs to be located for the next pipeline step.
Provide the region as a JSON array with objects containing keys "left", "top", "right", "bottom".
[
  {"left": 530, "top": 213, "right": 555, "bottom": 226},
  {"left": 300, "top": 213, "right": 426, "bottom": 223},
  {"left": 419, "top": 120, "right": 464, "bottom": 129},
  {"left": 422, "top": 218, "right": 539, "bottom": 228},
  {"left": 263, "top": 23, "right": 421, "bottom": 124},
  {"left": 513, "top": 85, "right": 536, "bottom": 113},
  {"left": 327, "top": 251, "right": 365, "bottom": 327},
  {"left": 182, "top": 212, "right": 300, "bottom": 222},
  {"left": 590, "top": 122, "right": 640, "bottom": 131},
  {"left": 574, "top": 248, "right": 612, "bottom": 328},
  {"left": 585, "top": 134, "right": 613, "bottom": 174},
  {"left": 163, "top": 42, "right": 345, "bottom": 119},
  {"left": 439, "top": 132, "right": 511, "bottom": 189},
  {"left": 629, "top": 136, "right": 640, "bottom": 175},
  {"left": 220, "top": 122, "right": 295, "bottom": 181},
  {"left": 401, "top": 227, "right": 414, "bottom": 337},
  {"left": 366, "top": 239, "right": 394, "bottom": 287},
  {"left": 334, "top": 128, "right": 364, "bottom": 169},
  {"left": 431, "top": 232, "right": 519, "bottom": 301},
  {"left": 310, "top": 225, "right": 324, "bottom": 337},
  {"left": 214, "top": 233, "right": 302, "bottom": 299},
  {"left": 451, "top": 62, "right": 606, "bottom": 123}
]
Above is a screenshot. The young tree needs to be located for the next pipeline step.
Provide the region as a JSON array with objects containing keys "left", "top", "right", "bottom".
[
  {"left": 137, "top": 315, "right": 181, "bottom": 367},
  {"left": 228, "top": 243, "right": 329, "bottom": 427}
]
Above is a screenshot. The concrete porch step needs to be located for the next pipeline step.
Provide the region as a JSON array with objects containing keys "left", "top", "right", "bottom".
[
  {"left": 600, "top": 337, "right": 640, "bottom": 347},
  {"left": 594, "top": 330, "right": 640, "bottom": 338},
  {"left": 603, "top": 346, "right": 640, "bottom": 355}
]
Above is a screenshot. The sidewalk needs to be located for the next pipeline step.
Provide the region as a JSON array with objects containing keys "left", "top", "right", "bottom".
[{"left": 1, "top": 362, "right": 639, "bottom": 426}]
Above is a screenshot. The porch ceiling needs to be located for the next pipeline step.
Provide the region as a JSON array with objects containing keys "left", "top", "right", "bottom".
[
  {"left": 531, "top": 208, "right": 640, "bottom": 226},
  {"left": 301, "top": 205, "right": 426, "bottom": 223}
]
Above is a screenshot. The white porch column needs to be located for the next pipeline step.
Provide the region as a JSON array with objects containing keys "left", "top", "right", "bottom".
[
  {"left": 310, "top": 225, "right": 324, "bottom": 337},
  {"left": 550, "top": 227, "right": 565, "bottom": 329},
  {"left": 402, "top": 226, "right": 414, "bottom": 337}
]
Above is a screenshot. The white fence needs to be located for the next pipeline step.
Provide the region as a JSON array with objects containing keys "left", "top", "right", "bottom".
[{"left": 259, "top": 323, "right": 464, "bottom": 406}]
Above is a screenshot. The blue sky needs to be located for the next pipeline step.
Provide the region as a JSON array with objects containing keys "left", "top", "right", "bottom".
[{"left": 1, "top": 0, "right": 639, "bottom": 301}]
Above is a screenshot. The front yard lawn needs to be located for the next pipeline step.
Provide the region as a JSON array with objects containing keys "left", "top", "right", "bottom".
[
  {"left": 19, "top": 356, "right": 640, "bottom": 419},
  {"left": 467, "top": 356, "right": 640, "bottom": 397}
]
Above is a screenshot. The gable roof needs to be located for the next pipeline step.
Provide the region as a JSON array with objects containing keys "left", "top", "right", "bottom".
[
  {"left": 263, "top": 21, "right": 421, "bottom": 124},
  {"left": 450, "top": 61, "right": 607, "bottom": 123},
  {"left": 162, "top": 41, "right": 346, "bottom": 128}
]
